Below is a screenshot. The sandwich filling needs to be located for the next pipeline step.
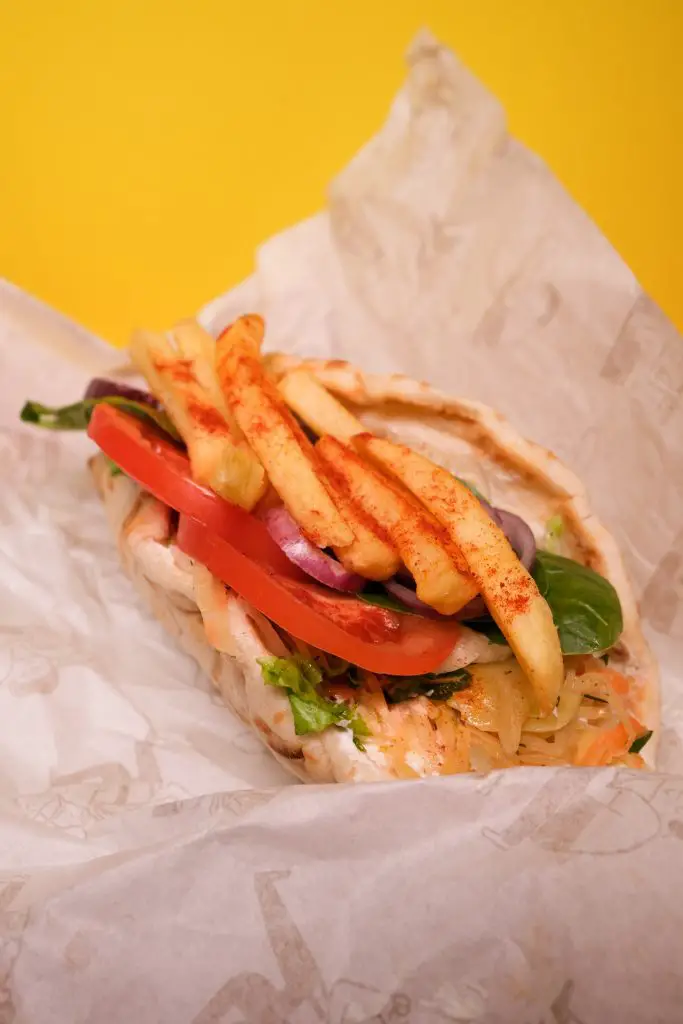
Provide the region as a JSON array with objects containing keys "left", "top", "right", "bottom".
[{"left": 21, "top": 314, "right": 655, "bottom": 778}]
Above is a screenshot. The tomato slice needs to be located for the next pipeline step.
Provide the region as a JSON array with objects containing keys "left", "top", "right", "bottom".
[
  {"left": 89, "top": 403, "right": 460, "bottom": 674},
  {"left": 177, "top": 515, "right": 460, "bottom": 676},
  {"left": 87, "top": 403, "right": 300, "bottom": 574}
]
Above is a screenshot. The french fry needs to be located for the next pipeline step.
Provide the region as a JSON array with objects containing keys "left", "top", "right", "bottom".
[
  {"left": 216, "top": 318, "right": 354, "bottom": 549},
  {"left": 169, "top": 319, "right": 231, "bottom": 416},
  {"left": 130, "top": 328, "right": 267, "bottom": 510},
  {"left": 318, "top": 461, "right": 401, "bottom": 580},
  {"left": 354, "top": 435, "right": 564, "bottom": 715},
  {"left": 317, "top": 436, "right": 477, "bottom": 614},
  {"left": 278, "top": 369, "right": 365, "bottom": 442},
  {"left": 215, "top": 313, "right": 264, "bottom": 369}
]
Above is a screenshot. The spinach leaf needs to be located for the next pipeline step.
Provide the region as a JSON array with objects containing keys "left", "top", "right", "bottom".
[
  {"left": 384, "top": 669, "right": 471, "bottom": 704},
  {"left": 532, "top": 551, "right": 623, "bottom": 655},
  {"left": 463, "top": 618, "right": 508, "bottom": 646},
  {"left": 629, "top": 730, "right": 653, "bottom": 755},
  {"left": 464, "top": 554, "right": 622, "bottom": 656},
  {"left": 258, "top": 656, "right": 369, "bottom": 748},
  {"left": 357, "top": 584, "right": 419, "bottom": 616},
  {"left": 20, "top": 396, "right": 180, "bottom": 440}
]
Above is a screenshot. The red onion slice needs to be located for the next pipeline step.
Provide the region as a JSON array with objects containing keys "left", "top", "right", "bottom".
[
  {"left": 474, "top": 495, "right": 537, "bottom": 571},
  {"left": 262, "top": 508, "right": 365, "bottom": 592},
  {"left": 383, "top": 580, "right": 448, "bottom": 619},
  {"left": 491, "top": 509, "right": 536, "bottom": 570},
  {"left": 477, "top": 496, "right": 498, "bottom": 520},
  {"left": 84, "top": 377, "right": 160, "bottom": 409},
  {"left": 456, "top": 596, "right": 488, "bottom": 621},
  {"left": 388, "top": 503, "right": 536, "bottom": 619}
]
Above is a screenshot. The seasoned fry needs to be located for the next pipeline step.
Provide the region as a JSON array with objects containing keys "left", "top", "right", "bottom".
[
  {"left": 215, "top": 313, "right": 264, "bottom": 368},
  {"left": 278, "top": 369, "right": 365, "bottom": 442},
  {"left": 318, "top": 460, "right": 401, "bottom": 580},
  {"left": 130, "top": 328, "right": 267, "bottom": 510},
  {"left": 216, "top": 317, "right": 354, "bottom": 549},
  {"left": 169, "top": 319, "right": 231, "bottom": 416},
  {"left": 317, "top": 436, "right": 477, "bottom": 614},
  {"left": 354, "top": 434, "right": 564, "bottom": 714}
]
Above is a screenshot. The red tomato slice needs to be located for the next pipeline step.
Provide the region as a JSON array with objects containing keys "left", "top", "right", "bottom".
[
  {"left": 177, "top": 515, "right": 460, "bottom": 676},
  {"left": 87, "top": 403, "right": 300, "bottom": 574},
  {"left": 89, "top": 403, "right": 461, "bottom": 674}
]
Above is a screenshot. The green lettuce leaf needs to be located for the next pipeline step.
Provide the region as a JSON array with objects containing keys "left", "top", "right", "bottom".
[
  {"left": 287, "top": 693, "right": 346, "bottom": 734},
  {"left": 20, "top": 396, "right": 180, "bottom": 440},
  {"left": 258, "top": 656, "right": 369, "bottom": 748}
]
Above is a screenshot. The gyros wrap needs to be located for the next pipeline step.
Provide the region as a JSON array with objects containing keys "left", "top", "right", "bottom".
[{"left": 22, "top": 316, "right": 659, "bottom": 782}]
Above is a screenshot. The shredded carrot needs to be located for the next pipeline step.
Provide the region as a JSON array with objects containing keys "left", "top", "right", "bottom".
[
  {"left": 575, "top": 723, "right": 626, "bottom": 766},
  {"left": 601, "top": 668, "right": 630, "bottom": 696},
  {"left": 574, "top": 714, "right": 644, "bottom": 767}
]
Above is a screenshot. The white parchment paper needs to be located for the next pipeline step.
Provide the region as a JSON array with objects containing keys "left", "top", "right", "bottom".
[{"left": 1, "top": 31, "right": 682, "bottom": 1024}]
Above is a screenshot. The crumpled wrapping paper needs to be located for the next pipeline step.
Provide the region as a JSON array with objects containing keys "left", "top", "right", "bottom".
[{"left": 1, "top": 31, "right": 682, "bottom": 1023}]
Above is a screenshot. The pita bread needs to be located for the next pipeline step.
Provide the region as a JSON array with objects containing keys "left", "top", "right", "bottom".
[{"left": 90, "top": 356, "right": 659, "bottom": 779}]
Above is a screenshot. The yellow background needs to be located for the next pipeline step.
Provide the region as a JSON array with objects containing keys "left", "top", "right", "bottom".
[{"left": 2, "top": 1, "right": 682, "bottom": 346}]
